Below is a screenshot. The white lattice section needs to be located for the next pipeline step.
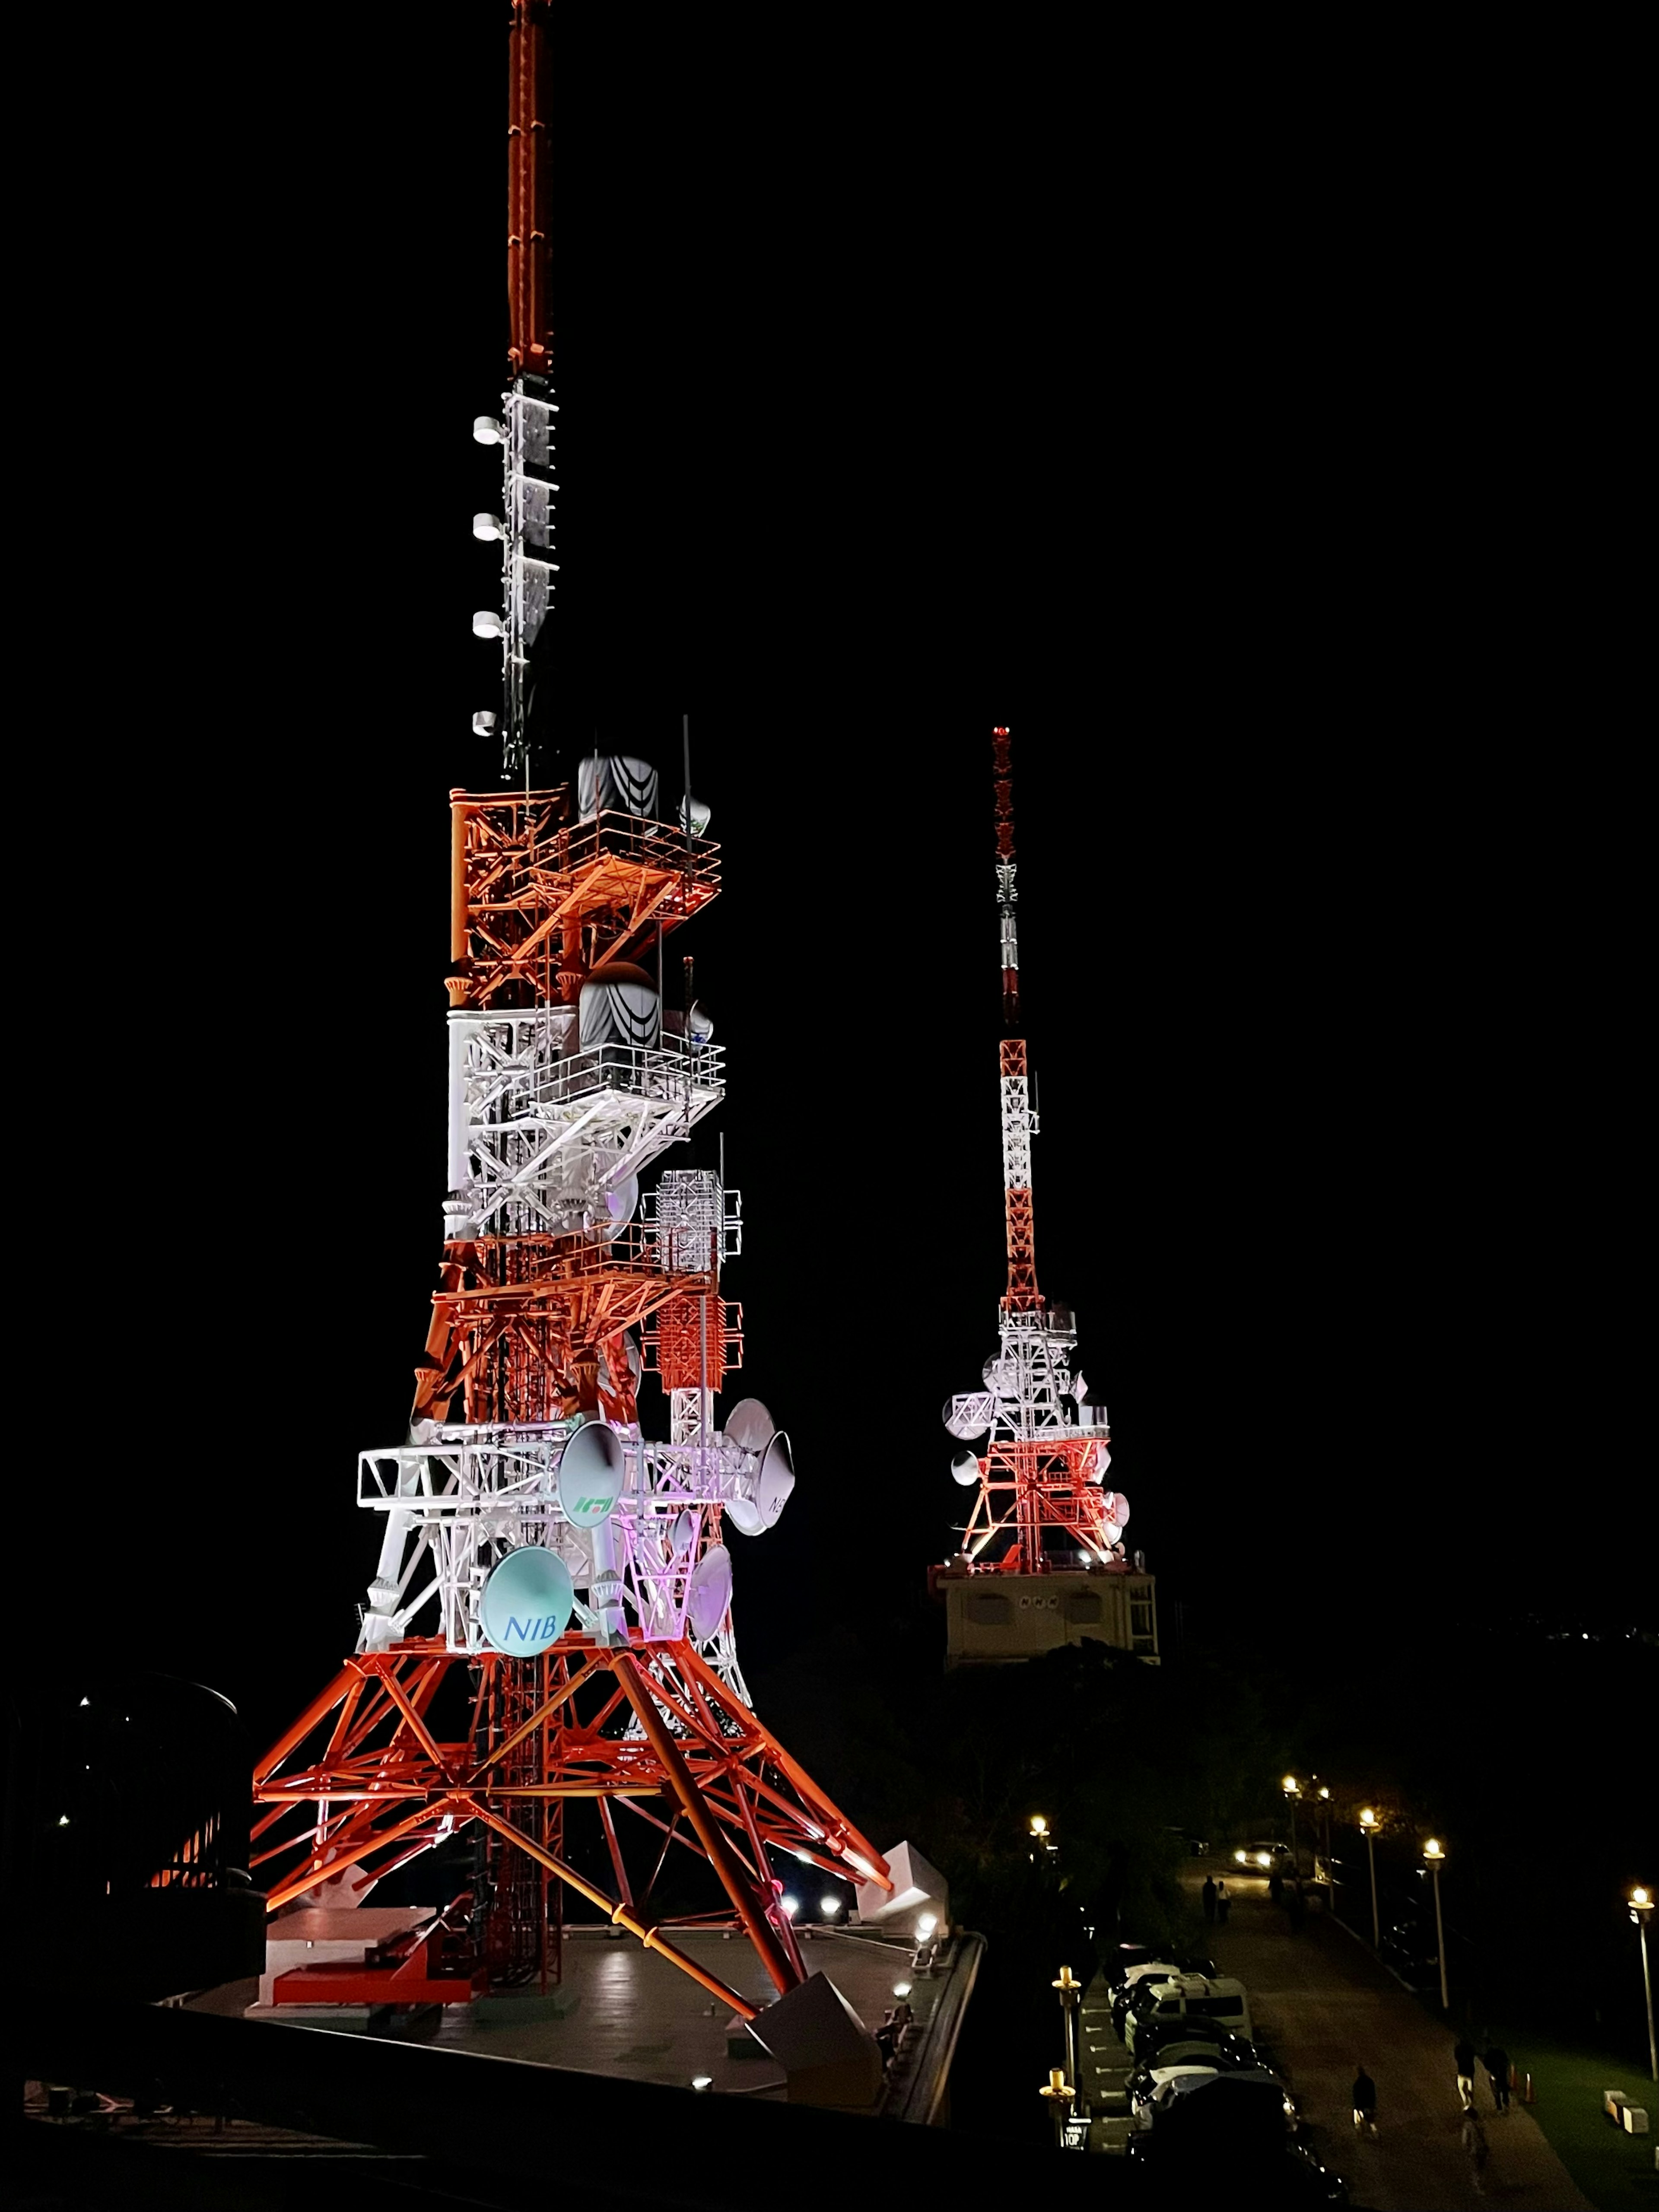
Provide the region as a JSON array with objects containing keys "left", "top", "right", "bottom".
[
  {"left": 446, "top": 1008, "right": 724, "bottom": 1236},
  {"left": 357, "top": 1419, "right": 772, "bottom": 1677}
]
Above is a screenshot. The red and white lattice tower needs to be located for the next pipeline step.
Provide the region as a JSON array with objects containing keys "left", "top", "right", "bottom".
[
  {"left": 247, "top": 4, "right": 891, "bottom": 2016},
  {"left": 938, "top": 731, "right": 1156, "bottom": 1659}
]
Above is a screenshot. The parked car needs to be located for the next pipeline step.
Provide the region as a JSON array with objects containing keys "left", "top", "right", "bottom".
[
  {"left": 1134, "top": 2015, "right": 1259, "bottom": 2070},
  {"left": 1109, "top": 1955, "right": 1217, "bottom": 2034},
  {"left": 1136, "top": 2065, "right": 1299, "bottom": 2138},
  {"left": 1125, "top": 2132, "right": 1347, "bottom": 2203},
  {"left": 1131, "top": 2062, "right": 1220, "bottom": 2128},
  {"left": 1127, "top": 2035, "right": 1260, "bottom": 2107},
  {"left": 1126, "top": 1974, "right": 1256, "bottom": 2054}
]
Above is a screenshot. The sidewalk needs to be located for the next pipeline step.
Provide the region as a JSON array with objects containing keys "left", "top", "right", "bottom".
[{"left": 1201, "top": 1878, "right": 1595, "bottom": 2210}]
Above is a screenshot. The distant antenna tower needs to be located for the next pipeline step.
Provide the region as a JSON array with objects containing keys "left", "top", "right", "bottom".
[
  {"left": 935, "top": 728, "right": 1159, "bottom": 1665},
  {"left": 243, "top": 5, "right": 897, "bottom": 2018}
]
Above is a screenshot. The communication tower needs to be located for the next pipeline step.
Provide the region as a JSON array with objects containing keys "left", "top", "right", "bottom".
[
  {"left": 935, "top": 728, "right": 1160, "bottom": 1666},
  {"left": 247, "top": 5, "right": 897, "bottom": 2019}
]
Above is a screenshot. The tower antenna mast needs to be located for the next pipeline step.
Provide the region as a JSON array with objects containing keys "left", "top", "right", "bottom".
[{"left": 934, "top": 728, "right": 1159, "bottom": 1665}]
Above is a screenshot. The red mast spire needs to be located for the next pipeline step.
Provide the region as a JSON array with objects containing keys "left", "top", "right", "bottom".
[{"left": 992, "top": 728, "right": 1040, "bottom": 1314}]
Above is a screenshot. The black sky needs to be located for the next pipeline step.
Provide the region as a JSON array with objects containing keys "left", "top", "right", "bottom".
[{"left": 23, "top": 14, "right": 1645, "bottom": 1746}]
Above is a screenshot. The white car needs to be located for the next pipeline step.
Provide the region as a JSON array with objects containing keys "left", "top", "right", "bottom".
[{"left": 1131, "top": 2063, "right": 1219, "bottom": 2128}]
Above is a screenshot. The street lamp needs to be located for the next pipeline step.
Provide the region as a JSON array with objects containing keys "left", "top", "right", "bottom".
[
  {"left": 1038, "top": 2066, "right": 1076, "bottom": 2148},
  {"left": 1283, "top": 1775, "right": 1302, "bottom": 1874},
  {"left": 1631, "top": 1887, "right": 1656, "bottom": 2083},
  {"left": 1423, "top": 1839, "right": 1449, "bottom": 2012},
  {"left": 1359, "top": 1809, "right": 1381, "bottom": 1949},
  {"left": 1053, "top": 1966, "right": 1084, "bottom": 2113}
]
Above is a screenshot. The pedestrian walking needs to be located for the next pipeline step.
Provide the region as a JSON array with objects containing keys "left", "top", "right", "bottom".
[
  {"left": 1351, "top": 2063, "right": 1379, "bottom": 2139},
  {"left": 1462, "top": 2107, "right": 1490, "bottom": 2193},
  {"left": 1483, "top": 2043, "right": 1510, "bottom": 2114},
  {"left": 1201, "top": 1875, "right": 1217, "bottom": 1924},
  {"left": 1454, "top": 2036, "right": 1478, "bottom": 2111},
  {"left": 1215, "top": 1879, "right": 1231, "bottom": 1926}
]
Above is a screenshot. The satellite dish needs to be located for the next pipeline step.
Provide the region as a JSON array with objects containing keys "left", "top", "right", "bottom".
[
  {"left": 557, "top": 1422, "right": 625, "bottom": 1528},
  {"left": 680, "top": 794, "right": 712, "bottom": 836},
  {"left": 603, "top": 1174, "right": 640, "bottom": 1232},
  {"left": 670, "top": 1508, "right": 697, "bottom": 1559},
  {"left": 1093, "top": 1443, "right": 1112, "bottom": 1481},
  {"left": 479, "top": 1547, "right": 574, "bottom": 1656},
  {"left": 723, "top": 1398, "right": 775, "bottom": 1452},
  {"left": 1104, "top": 1490, "right": 1130, "bottom": 1529},
  {"left": 943, "top": 1393, "right": 993, "bottom": 1441},
  {"left": 755, "top": 1431, "right": 795, "bottom": 1526},
  {"left": 982, "top": 1356, "right": 1003, "bottom": 1390},
  {"left": 950, "top": 1448, "right": 981, "bottom": 1487},
  {"left": 687, "top": 1001, "right": 714, "bottom": 1044},
  {"left": 725, "top": 1493, "right": 766, "bottom": 1537},
  {"left": 687, "top": 1545, "right": 732, "bottom": 1640}
]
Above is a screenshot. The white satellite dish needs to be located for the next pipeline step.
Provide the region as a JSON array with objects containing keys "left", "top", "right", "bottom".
[
  {"left": 755, "top": 1431, "right": 795, "bottom": 1526},
  {"left": 725, "top": 1492, "right": 766, "bottom": 1537},
  {"left": 687, "top": 1545, "right": 732, "bottom": 1640},
  {"left": 603, "top": 1174, "right": 640, "bottom": 1233},
  {"left": 557, "top": 1422, "right": 625, "bottom": 1528},
  {"left": 1102, "top": 1490, "right": 1130, "bottom": 1529},
  {"left": 671, "top": 1508, "right": 697, "bottom": 1559},
  {"left": 723, "top": 1398, "right": 775, "bottom": 1452},
  {"left": 950, "top": 1448, "right": 981, "bottom": 1487},
  {"left": 478, "top": 1547, "right": 574, "bottom": 1656},
  {"left": 943, "top": 1393, "right": 994, "bottom": 1441},
  {"left": 1093, "top": 1442, "right": 1112, "bottom": 1481}
]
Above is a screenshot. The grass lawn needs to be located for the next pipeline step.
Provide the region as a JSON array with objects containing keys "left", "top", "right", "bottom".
[{"left": 1491, "top": 2023, "right": 1656, "bottom": 2212}]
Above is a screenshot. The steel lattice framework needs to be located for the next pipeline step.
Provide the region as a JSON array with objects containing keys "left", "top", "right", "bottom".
[
  {"left": 943, "top": 728, "right": 1134, "bottom": 1573},
  {"left": 248, "top": 3, "right": 888, "bottom": 2013}
]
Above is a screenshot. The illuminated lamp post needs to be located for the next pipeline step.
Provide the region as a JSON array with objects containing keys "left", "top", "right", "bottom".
[
  {"left": 1423, "top": 1838, "right": 1449, "bottom": 2012},
  {"left": 1039, "top": 2066, "right": 1076, "bottom": 2148},
  {"left": 1054, "top": 1965, "right": 1084, "bottom": 2113},
  {"left": 1316, "top": 1785, "right": 1332, "bottom": 1897},
  {"left": 1631, "top": 1887, "right": 1656, "bottom": 2082},
  {"left": 1359, "top": 1809, "right": 1381, "bottom": 1949}
]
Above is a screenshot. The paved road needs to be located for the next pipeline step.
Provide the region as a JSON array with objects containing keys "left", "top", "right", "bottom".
[{"left": 1198, "top": 1876, "right": 1593, "bottom": 2210}]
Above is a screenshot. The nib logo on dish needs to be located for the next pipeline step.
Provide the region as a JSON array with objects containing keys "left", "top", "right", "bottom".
[{"left": 480, "top": 1548, "right": 574, "bottom": 1657}]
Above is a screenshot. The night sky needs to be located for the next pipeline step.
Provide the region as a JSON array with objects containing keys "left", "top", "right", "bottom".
[{"left": 28, "top": 16, "right": 1644, "bottom": 1754}]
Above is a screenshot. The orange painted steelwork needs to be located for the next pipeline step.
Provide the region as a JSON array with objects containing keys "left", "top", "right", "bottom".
[{"left": 253, "top": 1637, "right": 887, "bottom": 2013}]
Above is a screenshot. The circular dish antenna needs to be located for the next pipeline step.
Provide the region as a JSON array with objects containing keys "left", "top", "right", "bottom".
[
  {"left": 603, "top": 1174, "right": 640, "bottom": 1233},
  {"left": 670, "top": 1508, "right": 697, "bottom": 1559},
  {"left": 680, "top": 795, "right": 712, "bottom": 836},
  {"left": 1092, "top": 1442, "right": 1112, "bottom": 1481},
  {"left": 723, "top": 1398, "right": 775, "bottom": 1452},
  {"left": 687, "top": 1545, "right": 732, "bottom": 1640},
  {"left": 943, "top": 1395, "right": 992, "bottom": 1441},
  {"left": 755, "top": 1431, "right": 795, "bottom": 1527},
  {"left": 725, "top": 1492, "right": 766, "bottom": 1537},
  {"left": 1103, "top": 1490, "right": 1130, "bottom": 1529},
  {"left": 950, "top": 1448, "right": 981, "bottom": 1487},
  {"left": 479, "top": 1548, "right": 573, "bottom": 1657},
  {"left": 557, "top": 1422, "right": 625, "bottom": 1528}
]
